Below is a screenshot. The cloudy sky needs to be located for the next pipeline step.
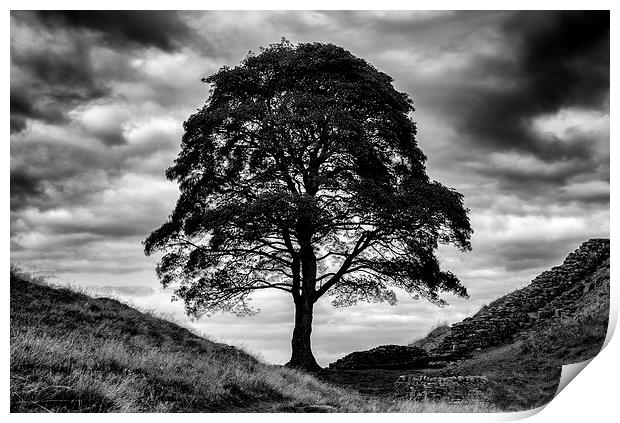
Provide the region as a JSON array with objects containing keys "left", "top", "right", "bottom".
[{"left": 10, "top": 10, "right": 609, "bottom": 365}]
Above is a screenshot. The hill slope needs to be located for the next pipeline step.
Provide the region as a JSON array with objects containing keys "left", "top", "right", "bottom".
[
  {"left": 10, "top": 268, "right": 496, "bottom": 413},
  {"left": 434, "top": 238, "right": 609, "bottom": 357},
  {"left": 320, "top": 238, "right": 610, "bottom": 411},
  {"left": 13, "top": 239, "right": 606, "bottom": 412},
  {"left": 10, "top": 269, "right": 364, "bottom": 412},
  {"left": 424, "top": 238, "right": 610, "bottom": 410}
]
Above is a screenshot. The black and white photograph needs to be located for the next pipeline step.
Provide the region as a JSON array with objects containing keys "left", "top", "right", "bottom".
[{"left": 8, "top": 7, "right": 612, "bottom": 414}]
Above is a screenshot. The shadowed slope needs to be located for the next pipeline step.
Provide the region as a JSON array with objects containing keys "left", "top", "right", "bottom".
[
  {"left": 10, "top": 268, "right": 498, "bottom": 412},
  {"left": 9, "top": 270, "right": 362, "bottom": 412}
]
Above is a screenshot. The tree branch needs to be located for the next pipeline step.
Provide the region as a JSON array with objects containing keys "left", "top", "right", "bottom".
[{"left": 313, "top": 232, "right": 375, "bottom": 300}]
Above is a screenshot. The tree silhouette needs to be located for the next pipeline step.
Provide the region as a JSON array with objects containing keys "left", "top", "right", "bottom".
[{"left": 144, "top": 40, "right": 472, "bottom": 371}]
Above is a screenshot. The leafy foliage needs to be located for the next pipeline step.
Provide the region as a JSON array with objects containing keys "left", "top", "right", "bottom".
[{"left": 144, "top": 40, "right": 472, "bottom": 317}]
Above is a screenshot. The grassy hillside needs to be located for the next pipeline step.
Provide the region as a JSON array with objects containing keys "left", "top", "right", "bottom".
[
  {"left": 320, "top": 251, "right": 609, "bottom": 412},
  {"left": 10, "top": 268, "right": 496, "bottom": 413},
  {"left": 14, "top": 242, "right": 605, "bottom": 413},
  {"left": 427, "top": 258, "right": 610, "bottom": 411}
]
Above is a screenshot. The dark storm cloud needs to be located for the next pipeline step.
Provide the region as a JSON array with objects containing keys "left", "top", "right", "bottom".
[
  {"left": 30, "top": 215, "right": 160, "bottom": 239},
  {"left": 558, "top": 183, "right": 610, "bottom": 205},
  {"left": 10, "top": 122, "right": 180, "bottom": 213},
  {"left": 10, "top": 168, "right": 46, "bottom": 210},
  {"left": 379, "top": 10, "right": 610, "bottom": 202},
  {"left": 34, "top": 11, "right": 196, "bottom": 52},
  {"left": 10, "top": 40, "right": 110, "bottom": 133},
  {"left": 10, "top": 10, "right": 198, "bottom": 135},
  {"left": 10, "top": 87, "right": 36, "bottom": 133},
  {"left": 10, "top": 141, "right": 109, "bottom": 211},
  {"left": 456, "top": 11, "right": 609, "bottom": 161},
  {"left": 12, "top": 39, "right": 100, "bottom": 89},
  {"left": 290, "top": 11, "right": 609, "bottom": 199},
  {"left": 507, "top": 11, "right": 609, "bottom": 110},
  {"left": 11, "top": 13, "right": 110, "bottom": 133},
  {"left": 468, "top": 150, "right": 596, "bottom": 192}
]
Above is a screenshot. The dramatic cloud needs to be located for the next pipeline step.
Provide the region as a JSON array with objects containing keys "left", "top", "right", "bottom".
[
  {"left": 10, "top": 11, "right": 201, "bottom": 134},
  {"left": 410, "top": 11, "right": 610, "bottom": 162},
  {"left": 34, "top": 11, "right": 196, "bottom": 52},
  {"left": 10, "top": 11, "right": 609, "bottom": 365},
  {"left": 10, "top": 43, "right": 109, "bottom": 132}
]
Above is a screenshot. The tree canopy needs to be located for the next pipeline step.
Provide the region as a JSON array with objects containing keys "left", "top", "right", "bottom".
[{"left": 144, "top": 41, "right": 472, "bottom": 365}]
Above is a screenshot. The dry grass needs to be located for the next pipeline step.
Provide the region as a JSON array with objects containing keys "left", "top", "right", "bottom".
[
  {"left": 11, "top": 261, "right": 607, "bottom": 413},
  {"left": 10, "top": 267, "right": 495, "bottom": 413},
  {"left": 367, "top": 399, "right": 498, "bottom": 413},
  {"left": 11, "top": 326, "right": 365, "bottom": 412}
]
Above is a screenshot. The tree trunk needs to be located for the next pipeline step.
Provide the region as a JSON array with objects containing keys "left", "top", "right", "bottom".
[
  {"left": 286, "top": 296, "right": 321, "bottom": 372},
  {"left": 286, "top": 233, "right": 321, "bottom": 372}
]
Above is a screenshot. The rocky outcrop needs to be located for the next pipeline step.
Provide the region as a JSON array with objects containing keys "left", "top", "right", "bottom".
[
  {"left": 434, "top": 238, "right": 610, "bottom": 356},
  {"left": 328, "top": 345, "right": 429, "bottom": 370},
  {"left": 394, "top": 375, "right": 490, "bottom": 403},
  {"left": 409, "top": 325, "right": 451, "bottom": 351}
]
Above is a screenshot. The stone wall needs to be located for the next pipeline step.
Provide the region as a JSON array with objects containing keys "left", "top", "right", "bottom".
[
  {"left": 394, "top": 375, "right": 490, "bottom": 403},
  {"left": 328, "top": 345, "right": 429, "bottom": 370},
  {"left": 536, "top": 257, "right": 609, "bottom": 319},
  {"left": 434, "top": 238, "right": 610, "bottom": 356}
]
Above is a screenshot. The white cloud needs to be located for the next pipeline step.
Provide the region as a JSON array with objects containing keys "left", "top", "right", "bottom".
[{"left": 531, "top": 107, "right": 610, "bottom": 141}]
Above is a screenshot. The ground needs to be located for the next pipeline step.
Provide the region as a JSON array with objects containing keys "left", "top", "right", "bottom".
[
  {"left": 10, "top": 251, "right": 608, "bottom": 412},
  {"left": 320, "top": 264, "right": 609, "bottom": 411},
  {"left": 10, "top": 268, "right": 496, "bottom": 413}
]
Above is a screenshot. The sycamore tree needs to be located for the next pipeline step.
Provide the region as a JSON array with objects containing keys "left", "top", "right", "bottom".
[{"left": 144, "top": 40, "right": 472, "bottom": 372}]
